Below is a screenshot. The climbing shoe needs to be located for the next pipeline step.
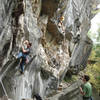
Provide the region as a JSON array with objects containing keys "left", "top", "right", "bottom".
[{"left": 20, "top": 71, "right": 24, "bottom": 74}]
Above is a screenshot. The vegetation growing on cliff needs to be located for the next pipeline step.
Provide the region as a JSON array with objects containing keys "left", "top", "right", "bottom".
[
  {"left": 86, "top": 26, "right": 100, "bottom": 94},
  {"left": 86, "top": 52, "right": 100, "bottom": 94}
]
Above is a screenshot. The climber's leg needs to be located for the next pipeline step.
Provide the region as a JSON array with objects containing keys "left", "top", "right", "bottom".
[
  {"left": 13, "top": 52, "right": 23, "bottom": 60},
  {"left": 20, "top": 58, "right": 26, "bottom": 74},
  {"left": 16, "top": 52, "right": 23, "bottom": 59}
]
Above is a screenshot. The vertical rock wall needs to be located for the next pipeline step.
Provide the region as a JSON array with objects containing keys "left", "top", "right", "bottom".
[{"left": 0, "top": 0, "right": 94, "bottom": 100}]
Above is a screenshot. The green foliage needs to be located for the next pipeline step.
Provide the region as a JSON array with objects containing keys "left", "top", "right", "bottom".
[
  {"left": 86, "top": 62, "right": 100, "bottom": 91},
  {"left": 91, "top": 9, "right": 100, "bottom": 14},
  {"left": 92, "top": 44, "right": 100, "bottom": 58},
  {"left": 89, "top": 50, "right": 96, "bottom": 60},
  {"left": 64, "top": 75, "right": 78, "bottom": 83},
  {"left": 97, "top": 25, "right": 100, "bottom": 40},
  {"left": 87, "top": 23, "right": 100, "bottom": 93},
  {"left": 95, "top": 45, "right": 100, "bottom": 57},
  {"left": 86, "top": 49, "right": 100, "bottom": 92}
]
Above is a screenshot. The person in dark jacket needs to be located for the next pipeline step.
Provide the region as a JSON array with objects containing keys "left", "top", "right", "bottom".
[{"left": 33, "top": 94, "right": 42, "bottom": 100}]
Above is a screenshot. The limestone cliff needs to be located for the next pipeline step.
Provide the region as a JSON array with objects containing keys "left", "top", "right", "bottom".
[{"left": 0, "top": 0, "right": 94, "bottom": 100}]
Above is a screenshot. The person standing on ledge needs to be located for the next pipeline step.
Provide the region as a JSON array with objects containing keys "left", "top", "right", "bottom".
[{"left": 80, "top": 75, "right": 93, "bottom": 100}]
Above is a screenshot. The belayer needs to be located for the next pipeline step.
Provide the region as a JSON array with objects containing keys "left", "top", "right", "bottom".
[{"left": 80, "top": 75, "right": 93, "bottom": 100}]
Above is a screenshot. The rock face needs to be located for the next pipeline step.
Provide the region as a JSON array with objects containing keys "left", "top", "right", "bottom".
[
  {"left": 0, "top": 0, "right": 94, "bottom": 100},
  {"left": 48, "top": 81, "right": 83, "bottom": 100}
]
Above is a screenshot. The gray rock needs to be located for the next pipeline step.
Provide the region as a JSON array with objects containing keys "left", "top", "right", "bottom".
[{"left": 0, "top": 0, "right": 96, "bottom": 100}]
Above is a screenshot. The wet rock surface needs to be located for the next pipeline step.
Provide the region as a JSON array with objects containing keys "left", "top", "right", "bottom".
[{"left": 0, "top": 0, "right": 96, "bottom": 100}]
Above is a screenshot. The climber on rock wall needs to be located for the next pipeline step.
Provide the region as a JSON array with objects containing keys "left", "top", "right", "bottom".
[
  {"left": 13, "top": 40, "right": 32, "bottom": 74},
  {"left": 58, "top": 16, "right": 65, "bottom": 33}
]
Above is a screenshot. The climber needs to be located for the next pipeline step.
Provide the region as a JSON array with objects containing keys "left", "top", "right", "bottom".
[
  {"left": 80, "top": 75, "right": 93, "bottom": 100},
  {"left": 33, "top": 94, "right": 42, "bottom": 100},
  {"left": 14, "top": 40, "right": 32, "bottom": 74},
  {"left": 58, "top": 16, "right": 65, "bottom": 33}
]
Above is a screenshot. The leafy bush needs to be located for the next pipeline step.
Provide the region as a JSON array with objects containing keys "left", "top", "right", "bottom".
[{"left": 86, "top": 50, "right": 100, "bottom": 93}]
